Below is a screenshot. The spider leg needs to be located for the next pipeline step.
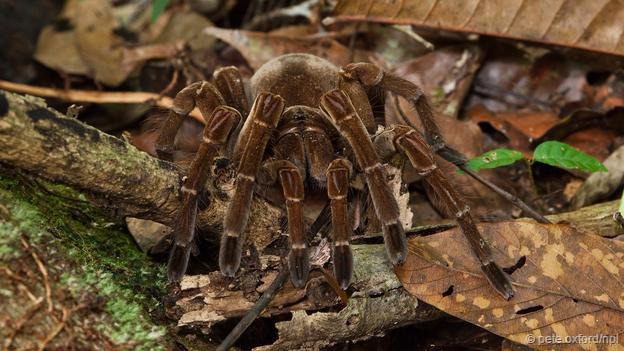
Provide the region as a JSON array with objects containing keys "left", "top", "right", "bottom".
[
  {"left": 168, "top": 106, "right": 241, "bottom": 282},
  {"left": 220, "top": 93, "right": 285, "bottom": 277},
  {"left": 320, "top": 89, "right": 408, "bottom": 265},
  {"left": 341, "top": 63, "right": 549, "bottom": 223},
  {"left": 390, "top": 125, "right": 514, "bottom": 299},
  {"left": 156, "top": 81, "right": 226, "bottom": 161},
  {"left": 262, "top": 159, "right": 309, "bottom": 287},
  {"left": 326, "top": 158, "right": 354, "bottom": 289},
  {"left": 214, "top": 66, "right": 250, "bottom": 116}
]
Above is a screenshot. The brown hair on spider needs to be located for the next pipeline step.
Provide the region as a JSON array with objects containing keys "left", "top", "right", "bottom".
[{"left": 155, "top": 53, "right": 513, "bottom": 299}]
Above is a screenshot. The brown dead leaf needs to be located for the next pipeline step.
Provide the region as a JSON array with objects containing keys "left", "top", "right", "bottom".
[
  {"left": 469, "top": 105, "right": 620, "bottom": 160},
  {"left": 73, "top": 0, "right": 134, "bottom": 86},
  {"left": 389, "top": 45, "right": 483, "bottom": 119},
  {"left": 396, "top": 221, "right": 624, "bottom": 350},
  {"left": 203, "top": 27, "right": 352, "bottom": 69},
  {"left": 468, "top": 106, "right": 559, "bottom": 154},
  {"left": 34, "top": 0, "right": 89, "bottom": 76},
  {"left": 331, "top": 0, "right": 624, "bottom": 57},
  {"left": 34, "top": 1, "right": 205, "bottom": 87},
  {"left": 572, "top": 145, "right": 624, "bottom": 209}
]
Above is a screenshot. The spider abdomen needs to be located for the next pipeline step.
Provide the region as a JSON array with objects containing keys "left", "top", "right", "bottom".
[{"left": 251, "top": 53, "right": 340, "bottom": 108}]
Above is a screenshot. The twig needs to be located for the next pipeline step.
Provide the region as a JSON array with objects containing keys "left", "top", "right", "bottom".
[
  {"left": 0, "top": 79, "right": 203, "bottom": 122},
  {"left": 316, "top": 267, "right": 348, "bottom": 305},
  {"left": 21, "top": 236, "right": 54, "bottom": 313},
  {"left": 37, "top": 306, "right": 73, "bottom": 351},
  {"left": 0, "top": 265, "right": 30, "bottom": 285},
  {"left": 458, "top": 164, "right": 551, "bottom": 223},
  {"left": 157, "top": 63, "right": 180, "bottom": 100},
  {"left": 17, "top": 282, "right": 39, "bottom": 303},
  {"left": 3, "top": 297, "right": 45, "bottom": 350},
  {"left": 392, "top": 25, "right": 434, "bottom": 50},
  {"left": 472, "top": 82, "right": 555, "bottom": 110},
  {"left": 216, "top": 265, "right": 289, "bottom": 351}
]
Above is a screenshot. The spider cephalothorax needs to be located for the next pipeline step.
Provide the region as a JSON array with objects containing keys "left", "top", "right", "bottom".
[{"left": 155, "top": 53, "right": 514, "bottom": 299}]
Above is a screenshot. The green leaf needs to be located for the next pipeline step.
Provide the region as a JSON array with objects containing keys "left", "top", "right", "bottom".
[
  {"left": 533, "top": 141, "right": 608, "bottom": 172},
  {"left": 466, "top": 148, "right": 524, "bottom": 171},
  {"left": 151, "top": 0, "right": 170, "bottom": 22}
]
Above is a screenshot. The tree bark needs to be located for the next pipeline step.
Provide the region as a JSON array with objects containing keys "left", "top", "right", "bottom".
[{"left": 0, "top": 90, "right": 281, "bottom": 250}]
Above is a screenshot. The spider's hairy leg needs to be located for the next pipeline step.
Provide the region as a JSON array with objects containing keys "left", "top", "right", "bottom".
[
  {"left": 320, "top": 89, "right": 408, "bottom": 265},
  {"left": 168, "top": 106, "right": 242, "bottom": 283},
  {"left": 391, "top": 125, "right": 514, "bottom": 299},
  {"left": 220, "top": 93, "right": 285, "bottom": 277},
  {"left": 156, "top": 81, "right": 226, "bottom": 161},
  {"left": 262, "top": 160, "right": 309, "bottom": 287},
  {"left": 214, "top": 66, "right": 250, "bottom": 116},
  {"left": 342, "top": 63, "right": 549, "bottom": 223},
  {"left": 326, "top": 158, "right": 354, "bottom": 289},
  {"left": 340, "top": 63, "right": 443, "bottom": 150}
]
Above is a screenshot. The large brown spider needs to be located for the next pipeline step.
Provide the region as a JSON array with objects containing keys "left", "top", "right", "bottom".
[{"left": 155, "top": 53, "right": 514, "bottom": 299}]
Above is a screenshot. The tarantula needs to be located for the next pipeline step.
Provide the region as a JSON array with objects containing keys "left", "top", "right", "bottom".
[{"left": 155, "top": 53, "right": 514, "bottom": 299}]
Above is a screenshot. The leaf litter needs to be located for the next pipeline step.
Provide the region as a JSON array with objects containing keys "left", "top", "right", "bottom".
[{"left": 396, "top": 220, "right": 624, "bottom": 350}]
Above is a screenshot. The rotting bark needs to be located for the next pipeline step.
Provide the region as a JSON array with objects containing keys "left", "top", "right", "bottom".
[
  {"left": 0, "top": 90, "right": 281, "bottom": 250},
  {"left": 174, "top": 244, "right": 443, "bottom": 350}
]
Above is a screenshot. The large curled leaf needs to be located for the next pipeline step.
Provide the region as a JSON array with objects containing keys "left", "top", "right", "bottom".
[
  {"left": 466, "top": 148, "right": 524, "bottom": 171},
  {"left": 396, "top": 221, "right": 624, "bottom": 350},
  {"left": 534, "top": 141, "right": 608, "bottom": 172},
  {"left": 331, "top": 0, "right": 624, "bottom": 57}
]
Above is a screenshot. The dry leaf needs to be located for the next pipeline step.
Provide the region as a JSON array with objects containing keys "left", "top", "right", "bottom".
[
  {"left": 331, "top": 0, "right": 624, "bottom": 57},
  {"left": 34, "top": 1, "right": 203, "bottom": 86},
  {"left": 468, "top": 105, "right": 619, "bottom": 161},
  {"left": 389, "top": 45, "right": 483, "bottom": 119},
  {"left": 73, "top": 0, "right": 134, "bottom": 86},
  {"left": 34, "top": 0, "right": 89, "bottom": 76},
  {"left": 396, "top": 221, "right": 624, "bottom": 350},
  {"left": 572, "top": 145, "right": 624, "bottom": 209},
  {"left": 203, "top": 27, "right": 352, "bottom": 69}
]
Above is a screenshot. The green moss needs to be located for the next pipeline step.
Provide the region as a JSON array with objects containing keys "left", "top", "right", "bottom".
[{"left": 0, "top": 171, "right": 167, "bottom": 349}]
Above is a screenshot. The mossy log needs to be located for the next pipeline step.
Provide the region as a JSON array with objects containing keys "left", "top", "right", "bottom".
[
  {"left": 0, "top": 90, "right": 622, "bottom": 350},
  {"left": 0, "top": 90, "right": 281, "bottom": 249},
  {"left": 0, "top": 169, "right": 171, "bottom": 350}
]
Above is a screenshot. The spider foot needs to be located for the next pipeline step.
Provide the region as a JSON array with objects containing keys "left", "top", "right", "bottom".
[
  {"left": 482, "top": 261, "right": 514, "bottom": 300},
  {"left": 383, "top": 221, "right": 408, "bottom": 265},
  {"left": 288, "top": 247, "right": 310, "bottom": 288},
  {"left": 332, "top": 244, "right": 353, "bottom": 289},
  {"left": 219, "top": 235, "right": 242, "bottom": 277},
  {"left": 167, "top": 244, "right": 192, "bottom": 283}
]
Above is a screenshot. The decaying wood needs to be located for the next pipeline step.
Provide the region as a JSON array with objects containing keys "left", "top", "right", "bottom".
[
  {"left": 174, "top": 245, "right": 443, "bottom": 350},
  {"left": 547, "top": 199, "right": 623, "bottom": 238},
  {"left": 175, "top": 201, "right": 622, "bottom": 350},
  {"left": 0, "top": 79, "right": 204, "bottom": 121},
  {"left": 0, "top": 90, "right": 281, "bottom": 250}
]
